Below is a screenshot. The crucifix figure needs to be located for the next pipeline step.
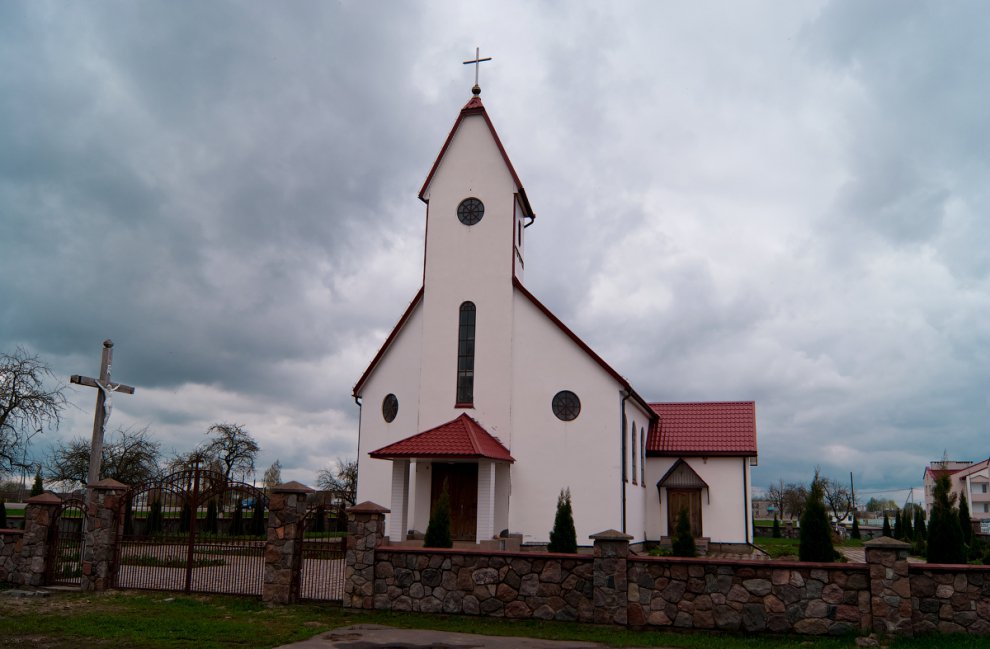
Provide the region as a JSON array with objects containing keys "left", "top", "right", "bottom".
[
  {"left": 463, "top": 46, "right": 492, "bottom": 96},
  {"left": 71, "top": 339, "right": 135, "bottom": 486}
]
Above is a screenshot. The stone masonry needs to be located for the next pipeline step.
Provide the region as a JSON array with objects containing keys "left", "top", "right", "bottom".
[
  {"left": 344, "top": 501, "right": 389, "bottom": 609},
  {"left": 263, "top": 481, "right": 313, "bottom": 604},
  {"left": 910, "top": 564, "right": 990, "bottom": 634},
  {"left": 865, "top": 536, "right": 913, "bottom": 634},
  {"left": 17, "top": 493, "right": 61, "bottom": 587},
  {"left": 81, "top": 478, "right": 128, "bottom": 592},
  {"left": 0, "top": 529, "right": 24, "bottom": 582}
]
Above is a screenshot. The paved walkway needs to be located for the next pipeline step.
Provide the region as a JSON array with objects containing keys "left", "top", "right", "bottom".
[
  {"left": 277, "top": 625, "right": 631, "bottom": 649},
  {"left": 837, "top": 547, "right": 924, "bottom": 564}
]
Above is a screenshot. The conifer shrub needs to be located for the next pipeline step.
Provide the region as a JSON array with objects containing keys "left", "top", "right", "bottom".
[
  {"left": 231, "top": 499, "right": 244, "bottom": 536},
  {"left": 850, "top": 516, "right": 861, "bottom": 540},
  {"left": 959, "top": 493, "right": 973, "bottom": 546},
  {"left": 30, "top": 471, "right": 43, "bottom": 497},
  {"left": 772, "top": 514, "right": 781, "bottom": 538},
  {"left": 547, "top": 487, "right": 577, "bottom": 553},
  {"left": 671, "top": 508, "right": 696, "bottom": 557},
  {"left": 250, "top": 497, "right": 266, "bottom": 536},
  {"left": 893, "top": 509, "right": 902, "bottom": 539},
  {"left": 179, "top": 502, "right": 191, "bottom": 533},
  {"left": 927, "top": 475, "right": 965, "bottom": 564},
  {"left": 205, "top": 500, "right": 218, "bottom": 535},
  {"left": 901, "top": 508, "right": 913, "bottom": 540},
  {"left": 799, "top": 474, "right": 835, "bottom": 562},
  {"left": 147, "top": 499, "right": 164, "bottom": 536},
  {"left": 424, "top": 482, "right": 453, "bottom": 548},
  {"left": 913, "top": 507, "right": 927, "bottom": 540},
  {"left": 882, "top": 512, "right": 892, "bottom": 537},
  {"left": 314, "top": 505, "right": 326, "bottom": 533}
]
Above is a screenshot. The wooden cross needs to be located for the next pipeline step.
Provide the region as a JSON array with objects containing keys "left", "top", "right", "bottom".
[
  {"left": 71, "top": 339, "right": 135, "bottom": 486},
  {"left": 463, "top": 47, "right": 492, "bottom": 94}
]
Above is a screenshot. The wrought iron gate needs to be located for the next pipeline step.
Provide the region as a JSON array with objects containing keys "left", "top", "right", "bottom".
[
  {"left": 299, "top": 500, "right": 347, "bottom": 602},
  {"left": 113, "top": 467, "right": 268, "bottom": 595},
  {"left": 46, "top": 497, "right": 86, "bottom": 587}
]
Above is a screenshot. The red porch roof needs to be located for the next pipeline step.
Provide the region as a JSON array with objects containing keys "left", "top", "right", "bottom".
[
  {"left": 647, "top": 401, "right": 757, "bottom": 456},
  {"left": 369, "top": 413, "right": 514, "bottom": 463}
]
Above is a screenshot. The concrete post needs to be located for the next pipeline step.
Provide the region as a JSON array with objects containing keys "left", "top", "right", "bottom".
[
  {"left": 590, "top": 529, "right": 633, "bottom": 625},
  {"left": 81, "top": 478, "right": 129, "bottom": 592},
  {"left": 864, "top": 536, "right": 913, "bottom": 635},
  {"left": 262, "top": 481, "right": 313, "bottom": 604},
  {"left": 19, "top": 493, "right": 61, "bottom": 587},
  {"left": 344, "top": 501, "right": 389, "bottom": 610}
]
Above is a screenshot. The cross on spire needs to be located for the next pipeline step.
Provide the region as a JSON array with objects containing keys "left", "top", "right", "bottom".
[{"left": 463, "top": 47, "right": 492, "bottom": 96}]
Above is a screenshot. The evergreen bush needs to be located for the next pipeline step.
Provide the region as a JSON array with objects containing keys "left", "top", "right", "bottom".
[
  {"left": 30, "top": 471, "right": 43, "bottom": 497},
  {"left": 250, "top": 497, "right": 266, "bottom": 536},
  {"left": 893, "top": 509, "right": 902, "bottom": 539},
  {"left": 205, "top": 500, "right": 218, "bottom": 535},
  {"left": 850, "top": 516, "right": 861, "bottom": 540},
  {"left": 147, "top": 499, "right": 163, "bottom": 536},
  {"left": 772, "top": 514, "right": 781, "bottom": 538},
  {"left": 902, "top": 509, "right": 913, "bottom": 540},
  {"left": 959, "top": 493, "right": 973, "bottom": 546},
  {"left": 882, "top": 512, "right": 892, "bottom": 537},
  {"left": 547, "top": 488, "right": 577, "bottom": 553},
  {"left": 913, "top": 507, "right": 927, "bottom": 540},
  {"left": 671, "top": 508, "right": 697, "bottom": 557},
  {"left": 424, "top": 482, "right": 453, "bottom": 548},
  {"left": 314, "top": 505, "right": 326, "bottom": 533},
  {"left": 927, "top": 475, "right": 965, "bottom": 564},
  {"left": 799, "top": 474, "right": 835, "bottom": 562},
  {"left": 179, "top": 502, "right": 191, "bottom": 533},
  {"left": 231, "top": 499, "right": 244, "bottom": 536}
]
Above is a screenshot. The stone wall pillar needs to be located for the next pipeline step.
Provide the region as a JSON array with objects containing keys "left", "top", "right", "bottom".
[
  {"left": 865, "top": 536, "right": 913, "bottom": 635},
  {"left": 344, "top": 501, "right": 389, "bottom": 609},
  {"left": 19, "top": 493, "right": 61, "bottom": 587},
  {"left": 591, "top": 529, "right": 632, "bottom": 625},
  {"left": 81, "top": 479, "right": 129, "bottom": 592},
  {"left": 262, "top": 481, "right": 313, "bottom": 604}
]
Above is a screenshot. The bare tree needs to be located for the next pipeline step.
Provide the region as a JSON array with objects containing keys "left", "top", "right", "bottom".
[
  {"left": 202, "top": 423, "right": 259, "bottom": 483},
  {"left": 766, "top": 480, "right": 787, "bottom": 519},
  {"left": 263, "top": 459, "right": 282, "bottom": 491},
  {"left": 46, "top": 426, "right": 162, "bottom": 488},
  {"left": 317, "top": 457, "right": 357, "bottom": 506},
  {"left": 0, "top": 348, "right": 67, "bottom": 475},
  {"left": 782, "top": 482, "right": 809, "bottom": 520},
  {"left": 820, "top": 476, "right": 853, "bottom": 521}
]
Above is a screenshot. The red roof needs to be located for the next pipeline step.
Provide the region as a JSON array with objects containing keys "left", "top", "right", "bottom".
[
  {"left": 369, "top": 414, "right": 514, "bottom": 463},
  {"left": 647, "top": 402, "right": 757, "bottom": 456}
]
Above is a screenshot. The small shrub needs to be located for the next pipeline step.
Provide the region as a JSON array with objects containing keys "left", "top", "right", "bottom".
[
  {"left": 850, "top": 516, "right": 861, "bottom": 540},
  {"left": 147, "top": 499, "right": 164, "bottom": 536},
  {"left": 424, "top": 482, "right": 453, "bottom": 548},
  {"left": 251, "top": 497, "right": 266, "bottom": 536},
  {"left": 799, "top": 473, "right": 835, "bottom": 563},
  {"left": 230, "top": 500, "right": 245, "bottom": 536},
  {"left": 671, "top": 508, "right": 696, "bottom": 557},
  {"left": 547, "top": 488, "right": 577, "bottom": 553},
  {"left": 882, "top": 513, "right": 892, "bottom": 537},
  {"left": 772, "top": 515, "right": 781, "bottom": 538},
  {"left": 205, "top": 500, "right": 218, "bottom": 535}
]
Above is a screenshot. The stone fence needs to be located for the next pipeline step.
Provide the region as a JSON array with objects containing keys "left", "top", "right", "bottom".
[{"left": 345, "top": 502, "right": 990, "bottom": 637}]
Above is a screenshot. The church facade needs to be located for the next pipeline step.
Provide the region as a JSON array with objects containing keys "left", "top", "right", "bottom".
[{"left": 353, "top": 90, "right": 757, "bottom": 549}]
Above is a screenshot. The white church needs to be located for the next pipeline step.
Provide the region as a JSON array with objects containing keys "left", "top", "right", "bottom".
[{"left": 352, "top": 81, "right": 758, "bottom": 551}]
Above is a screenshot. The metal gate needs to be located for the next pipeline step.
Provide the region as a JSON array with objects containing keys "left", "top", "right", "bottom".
[
  {"left": 113, "top": 467, "right": 268, "bottom": 595},
  {"left": 46, "top": 497, "right": 86, "bottom": 587},
  {"left": 299, "top": 500, "right": 347, "bottom": 602}
]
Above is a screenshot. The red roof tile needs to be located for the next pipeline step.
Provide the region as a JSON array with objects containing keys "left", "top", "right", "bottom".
[
  {"left": 369, "top": 414, "right": 514, "bottom": 463},
  {"left": 647, "top": 402, "right": 757, "bottom": 456}
]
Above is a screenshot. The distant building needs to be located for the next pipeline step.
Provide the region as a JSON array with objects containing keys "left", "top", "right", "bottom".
[
  {"left": 751, "top": 498, "right": 777, "bottom": 520},
  {"left": 924, "top": 458, "right": 990, "bottom": 522}
]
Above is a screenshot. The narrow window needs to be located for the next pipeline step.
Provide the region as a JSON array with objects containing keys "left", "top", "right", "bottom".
[
  {"left": 456, "top": 302, "right": 476, "bottom": 405},
  {"left": 517, "top": 220, "right": 522, "bottom": 246},
  {"left": 621, "top": 413, "right": 627, "bottom": 482},
  {"left": 631, "top": 421, "right": 637, "bottom": 485},
  {"left": 640, "top": 426, "right": 646, "bottom": 486}
]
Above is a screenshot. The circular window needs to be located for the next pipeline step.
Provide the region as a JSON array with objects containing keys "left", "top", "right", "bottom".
[
  {"left": 552, "top": 390, "right": 581, "bottom": 421},
  {"left": 382, "top": 393, "right": 398, "bottom": 423},
  {"left": 457, "top": 197, "right": 484, "bottom": 226}
]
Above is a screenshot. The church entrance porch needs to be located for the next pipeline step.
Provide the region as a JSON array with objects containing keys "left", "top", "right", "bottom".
[{"left": 431, "top": 462, "right": 478, "bottom": 541}]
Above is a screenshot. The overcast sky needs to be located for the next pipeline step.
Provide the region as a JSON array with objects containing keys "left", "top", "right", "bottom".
[{"left": 2, "top": 1, "right": 987, "bottom": 504}]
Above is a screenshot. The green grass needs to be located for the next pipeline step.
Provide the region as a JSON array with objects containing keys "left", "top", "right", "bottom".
[{"left": 0, "top": 589, "right": 986, "bottom": 649}]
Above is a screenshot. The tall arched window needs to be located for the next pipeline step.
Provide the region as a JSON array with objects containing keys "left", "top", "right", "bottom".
[
  {"left": 456, "top": 302, "right": 476, "bottom": 405},
  {"left": 641, "top": 426, "right": 646, "bottom": 486},
  {"left": 632, "top": 421, "right": 638, "bottom": 485}
]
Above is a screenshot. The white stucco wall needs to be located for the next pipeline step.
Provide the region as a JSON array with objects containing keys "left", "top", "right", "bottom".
[
  {"left": 354, "top": 300, "right": 424, "bottom": 534},
  {"left": 644, "top": 456, "right": 754, "bottom": 544}
]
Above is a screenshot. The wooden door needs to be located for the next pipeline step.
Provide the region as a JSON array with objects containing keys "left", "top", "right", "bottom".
[
  {"left": 431, "top": 463, "right": 478, "bottom": 541},
  {"left": 667, "top": 489, "right": 702, "bottom": 537}
]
